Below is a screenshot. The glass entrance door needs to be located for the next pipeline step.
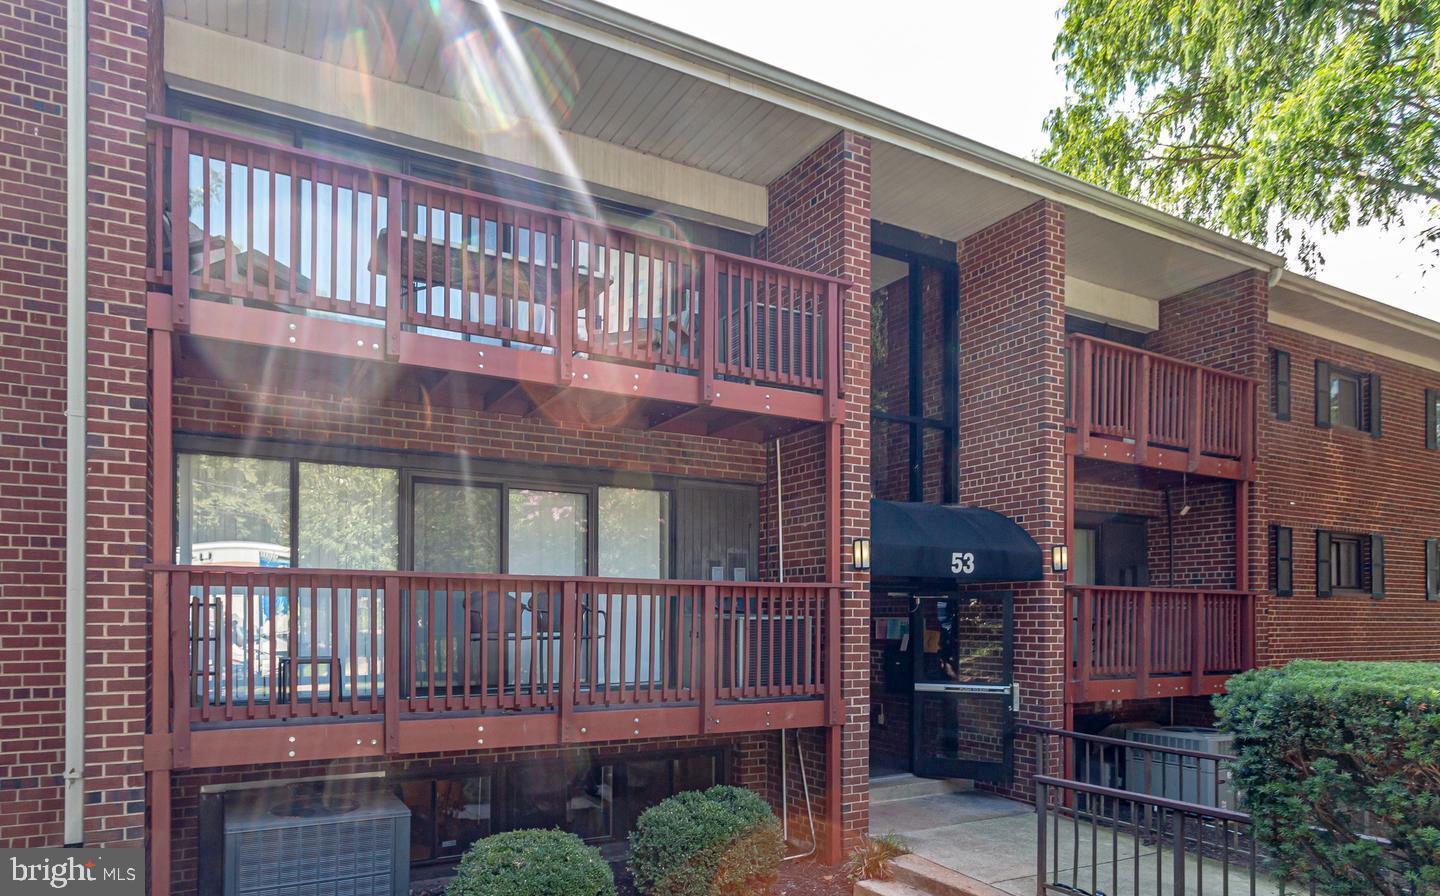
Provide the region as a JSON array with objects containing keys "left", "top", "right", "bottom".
[{"left": 910, "top": 592, "right": 1014, "bottom": 781}]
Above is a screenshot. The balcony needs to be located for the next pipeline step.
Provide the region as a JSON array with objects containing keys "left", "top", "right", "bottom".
[
  {"left": 1066, "top": 335, "right": 1256, "bottom": 479},
  {"left": 144, "top": 119, "right": 844, "bottom": 432},
  {"left": 1066, "top": 585, "right": 1256, "bottom": 703},
  {"left": 146, "top": 567, "right": 840, "bottom": 770}
]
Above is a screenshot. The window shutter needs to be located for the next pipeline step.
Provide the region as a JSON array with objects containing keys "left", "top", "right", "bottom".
[
  {"left": 1427, "top": 539, "right": 1440, "bottom": 601},
  {"left": 1315, "top": 530, "right": 1332, "bottom": 597},
  {"left": 1271, "top": 525, "right": 1293, "bottom": 597},
  {"left": 1427, "top": 390, "right": 1438, "bottom": 451},
  {"left": 1314, "top": 360, "right": 1332, "bottom": 427},
  {"left": 1368, "top": 374, "right": 1382, "bottom": 438},
  {"left": 1369, "top": 534, "right": 1385, "bottom": 598},
  {"left": 1271, "top": 350, "right": 1291, "bottom": 420}
]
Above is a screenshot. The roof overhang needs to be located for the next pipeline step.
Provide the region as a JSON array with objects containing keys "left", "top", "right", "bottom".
[{"left": 1270, "top": 274, "right": 1440, "bottom": 374}]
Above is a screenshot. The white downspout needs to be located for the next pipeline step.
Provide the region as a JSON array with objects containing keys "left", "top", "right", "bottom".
[{"left": 63, "top": 0, "right": 88, "bottom": 847}]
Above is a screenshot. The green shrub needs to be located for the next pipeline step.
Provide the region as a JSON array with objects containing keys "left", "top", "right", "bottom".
[
  {"left": 446, "top": 828, "right": 616, "bottom": 896},
  {"left": 1214, "top": 661, "right": 1440, "bottom": 896},
  {"left": 628, "top": 785, "right": 785, "bottom": 896}
]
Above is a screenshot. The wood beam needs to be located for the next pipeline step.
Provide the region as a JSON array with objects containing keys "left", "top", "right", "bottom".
[{"left": 646, "top": 405, "right": 715, "bottom": 435}]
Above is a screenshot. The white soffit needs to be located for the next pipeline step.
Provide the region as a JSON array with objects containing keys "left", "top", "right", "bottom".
[
  {"left": 1066, "top": 209, "right": 1252, "bottom": 298},
  {"left": 871, "top": 142, "right": 1037, "bottom": 244},
  {"left": 1271, "top": 277, "right": 1440, "bottom": 375},
  {"left": 162, "top": 0, "right": 840, "bottom": 187},
  {"left": 163, "top": 17, "right": 772, "bottom": 229},
  {"left": 1066, "top": 278, "right": 1158, "bottom": 332}
]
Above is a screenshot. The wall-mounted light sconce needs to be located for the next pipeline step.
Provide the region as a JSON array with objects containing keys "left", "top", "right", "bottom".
[
  {"left": 852, "top": 537, "right": 871, "bottom": 571},
  {"left": 1051, "top": 544, "right": 1070, "bottom": 574}
]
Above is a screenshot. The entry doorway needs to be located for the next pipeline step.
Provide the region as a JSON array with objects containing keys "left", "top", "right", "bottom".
[{"left": 870, "top": 589, "right": 1015, "bottom": 782}]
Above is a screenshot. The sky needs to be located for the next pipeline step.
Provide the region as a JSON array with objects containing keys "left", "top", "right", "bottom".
[{"left": 606, "top": 0, "right": 1439, "bottom": 322}]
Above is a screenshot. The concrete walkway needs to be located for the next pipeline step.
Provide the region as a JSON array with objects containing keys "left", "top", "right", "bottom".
[{"left": 869, "top": 784, "right": 1282, "bottom": 896}]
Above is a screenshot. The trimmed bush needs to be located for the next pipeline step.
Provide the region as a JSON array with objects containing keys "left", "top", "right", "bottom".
[
  {"left": 1214, "top": 661, "right": 1440, "bottom": 896},
  {"left": 446, "top": 828, "right": 616, "bottom": 896},
  {"left": 628, "top": 785, "right": 785, "bottom": 896}
]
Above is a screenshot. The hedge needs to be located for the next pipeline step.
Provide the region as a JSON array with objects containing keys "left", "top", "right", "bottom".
[
  {"left": 1214, "top": 661, "right": 1440, "bottom": 896},
  {"left": 627, "top": 785, "right": 785, "bottom": 896},
  {"left": 446, "top": 828, "right": 616, "bottom": 896}
]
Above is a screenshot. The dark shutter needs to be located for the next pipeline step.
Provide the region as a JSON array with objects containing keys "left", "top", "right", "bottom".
[
  {"left": 1271, "top": 525, "right": 1293, "bottom": 597},
  {"left": 1427, "top": 390, "right": 1438, "bottom": 450},
  {"left": 1427, "top": 539, "right": 1440, "bottom": 600},
  {"left": 1315, "top": 530, "right": 1332, "bottom": 597},
  {"left": 1271, "top": 350, "right": 1291, "bottom": 420},
  {"left": 1367, "top": 374, "right": 1382, "bottom": 438},
  {"left": 1369, "top": 534, "right": 1385, "bottom": 598},
  {"left": 1314, "top": 360, "right": 1332, "bottom": 428}
]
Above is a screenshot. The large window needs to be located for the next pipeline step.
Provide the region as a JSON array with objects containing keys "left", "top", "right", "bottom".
[
  {"left": 508, "top": 489, "right": 589, "bottom": 575},
  {"left": 176, "top": 449, "right": 682, "bottom": 578},
  {"left": 177, "top": 454, "right": 291, "bottom": 566},
  {"left": 298, "top": 463, "right": 398, "bottom": 569}
]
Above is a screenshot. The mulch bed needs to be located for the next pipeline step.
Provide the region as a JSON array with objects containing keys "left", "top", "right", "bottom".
[{"left": 771, "top": 858, "right": 852, "bottom": 895}]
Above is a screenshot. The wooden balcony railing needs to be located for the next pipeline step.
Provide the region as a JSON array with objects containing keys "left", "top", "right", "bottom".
[
  {"left": 1066, "top": 335, "right": 1256, "bottom": 478},
  {"left": 149, "top": 566, "right": 840, "bottom": 769},
  {"left": 1066, "top": 585, "right": 1256, "bottom": 703},
  {"left": 145, "top": 118, "right": 844, "bottom": 418}
]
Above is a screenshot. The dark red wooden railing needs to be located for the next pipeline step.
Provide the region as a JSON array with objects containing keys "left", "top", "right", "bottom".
[
  {"left": 146, "top": 118, "right": 841, "bottom": 396},
  {"left": 157, "top": 566, "right": 836, "bottom": 728},
  {"left": 1067, "top": 335, "right": 1256, "bottom": 472},
  {"left": 1067, "top": 585, "right": 1255, "bottom": 702}
]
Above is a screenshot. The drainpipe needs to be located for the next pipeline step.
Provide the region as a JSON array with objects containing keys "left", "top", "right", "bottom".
[{"left": 63, "top": 0, "right": 88, "bottom": 847}]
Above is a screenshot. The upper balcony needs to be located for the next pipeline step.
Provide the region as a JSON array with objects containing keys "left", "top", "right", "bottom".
[
  {"left": 1066, "top": 335, "right": 1257, "bottom": 479},
  {"left": 144, "top": 119, "right": 845, "bottom": 434}
]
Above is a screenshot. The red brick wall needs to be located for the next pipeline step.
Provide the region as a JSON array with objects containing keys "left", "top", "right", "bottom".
[
  {"left": 172, "top": 377, "right": 768, "bottom": 484},
  {"left": 958, "top": 200, "right": 1068, "bottom": 796},
  {"left": 759, "top": 130, "right": 872, "bottom": 854},
  {"left": 0, "top": 0, "right": 152, "bottom": 849},
  {"left": 1257, "top": 324, "right": 1440, "bottom": 664}
]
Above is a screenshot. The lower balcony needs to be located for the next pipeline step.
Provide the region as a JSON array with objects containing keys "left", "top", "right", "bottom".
[
  {"left": 1065, "top": 585, "right": 1256, "bottom": 703},
  {"left": 146, "top": 567, "right": 840, "bottom": 771}
]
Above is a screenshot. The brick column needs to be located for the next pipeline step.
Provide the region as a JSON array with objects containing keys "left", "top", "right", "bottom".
[
  {"left": 761, "top": 132, "right": 871, "bottom": 859},
  {"left": 958, "top": 200, "right": 1067, "bottom": 796},
  {"left": 86, "top": 0, "right": 154, "bottom": 846}
]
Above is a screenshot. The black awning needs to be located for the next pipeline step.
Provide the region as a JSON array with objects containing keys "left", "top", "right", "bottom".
[{"left": 870, "top": 500, "right": 1045, "bottom": 584}]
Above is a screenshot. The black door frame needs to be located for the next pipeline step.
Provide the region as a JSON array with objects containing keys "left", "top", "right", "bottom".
[{"left": 908, "top": 590, "right": 1016, "bottom": 782}]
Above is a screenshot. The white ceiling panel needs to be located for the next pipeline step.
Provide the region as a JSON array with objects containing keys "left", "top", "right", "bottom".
[{"left": 165, "top": 0, "right": 839, "bottom": 185}]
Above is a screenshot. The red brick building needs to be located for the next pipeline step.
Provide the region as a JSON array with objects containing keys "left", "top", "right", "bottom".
[{"left": 3, "top": 2, "right": 1438, "bottom": 893}]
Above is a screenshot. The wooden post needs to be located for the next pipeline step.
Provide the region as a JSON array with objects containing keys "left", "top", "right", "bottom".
[
  {"left": 1190, "top": 592, "right": 1205, "bottom": 693},
  {"left": 1235, "top": 479, "right": 1249, "bottom": 591},
  {"left": 1136, "top": 590, "right": 1152, "bottom": 697},
  {"left": 384, "top": 179, "right": 403, "bottom": 358},
  {"left": 1188, "top": 368, "right": 1204, "bottom": 472},
  {"left": 1075, "top": 588, "right": 1091, "bottom": 701},
  {"left": 170, "top": 127, "right": 190, "bottom": 331},
  {"left": 1240, "top": 380, "right": 1255, "bottom": 478},
  {"left": 556, "top": 218, "right": 575, "bottom": 384},
  {"left": 169, "top": 571, "right": 192, "bottom": 769},
  {"left": 383, "top": 575, "right": 401, "bottom": 753},
  {"left": 1135, "top": 354, "right": 1151, "bottom": 465},
  {"left": 700, "top": 584, "right": 717, "bottom": 733},
  {"left": 150, "top": 768, "right": 171, "bottom": 896},
  {"left": 700, "top": 252, "right": 718, "bottom": 404},
  {"left": 825, "top": 724, "right": 844, "bottom": 864},
  {"left": 559, "top": 580, "right": 578, "bottom": 738},
  {"left": 823, "top": 281, "right": 841, "bottom": 420},
  {"left": 1075, "top": 338, "right": 1092, "bottom": 455}
]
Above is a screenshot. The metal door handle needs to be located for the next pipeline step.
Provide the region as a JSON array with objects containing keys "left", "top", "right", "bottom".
[{"left": 913, "top": 682, "right": 1012, "bottom": 695}]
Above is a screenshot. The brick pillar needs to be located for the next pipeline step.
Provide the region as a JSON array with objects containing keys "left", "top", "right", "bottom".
[
  {"left": 1148, "top": 270, "right": 1270, "bottom": 664},
  {"left": 958, "top": 200, "right": 1067, "bottom": 796},
  {"left": 86, "top": 0, "right": 154, "bottom": 846},
  {"left": 761, "top": 132, "right": 871, "bottom": 859}
]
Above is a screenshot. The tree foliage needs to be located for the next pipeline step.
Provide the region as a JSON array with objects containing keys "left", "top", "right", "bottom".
[
  {"left": 1043, "top": 0, "right": 1440, "bottom": 265},
  {"left": 1214, "top": 661, "right": 1440, "bottom": 896}
]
